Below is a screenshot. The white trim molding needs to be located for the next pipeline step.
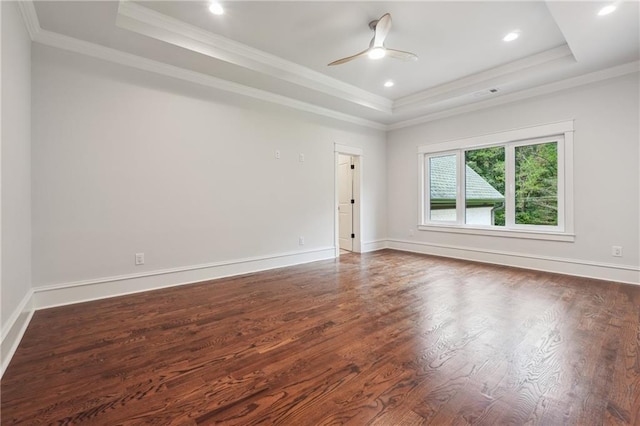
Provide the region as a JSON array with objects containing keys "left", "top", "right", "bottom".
[
  {"left": 394, "top": 44, "right": 575, "bottom": 112},
  {"left": 1, "top": 290, "right": 35, "bottom": 378},
  {"left": 3, "top": 239, "right": 637, "bottom": 377},
  {"left": 16, "top": 0, "right": 39, "bottom": 40},
  {"left": 32, "top": 247, "right": 336, "bottom": 310},
  {"left": 387, "top": 239, "right": 640, "bottom": 285},
  {"left": 417, "top": 120, "right": 574, "bottom": 153},
  {"left": 417, "top": 120, "right": 575, "bottom": 240},
  {"left": 417, "top": 225, "right": 575, "bottom": 242},
  {"left": 116, "top": 1, "right": 392, "bottom": 114},
  {"left": 362, "top": 240, "right": 389, "bottom": 253},
  {"left": 334, "top": 144, "right": 363, "bottom": 157},
  {"left": 33, "top": 29, "right": 387, "bottom": 131},
  {"left": 16, "top": 1, "right": 640, "bottom": 130},
  {"left": 334, "top": 144, "right": 364, "bottom": 255},
  {"left": 0, "top": 247, "right": 336, "bottom": 377},
  {"left": 389, "top": 61, "right": 640, "bottom": 130},
  {"left": 16, "top": 0, "right": 385, "bottom": 131}
]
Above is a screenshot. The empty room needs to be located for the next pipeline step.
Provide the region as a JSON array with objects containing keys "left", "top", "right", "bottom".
[{"left": 1, "top": 0, "right": 639, "bottom": 424}]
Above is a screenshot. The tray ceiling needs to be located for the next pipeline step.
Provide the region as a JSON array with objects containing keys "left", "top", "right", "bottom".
[{"left": 30, "top": 1, "right": 640, "bottom": 128}]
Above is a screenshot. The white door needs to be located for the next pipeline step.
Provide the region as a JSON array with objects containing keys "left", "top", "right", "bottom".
[{"left": 338, "top": 154, "right": 354, "bottom": 251}]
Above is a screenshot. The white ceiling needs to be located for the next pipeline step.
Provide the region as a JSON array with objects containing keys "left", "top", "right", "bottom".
[
  {"left": 137, "top": 1, "right": 568, "bottom": 98},
  {"left": 31, "top": 1, "right": 640, "bottom": 128}
]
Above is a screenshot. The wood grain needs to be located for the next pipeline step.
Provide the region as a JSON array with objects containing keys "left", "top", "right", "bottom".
[{"left": 2, "top": 250, "right": 639, "bottom": 425}]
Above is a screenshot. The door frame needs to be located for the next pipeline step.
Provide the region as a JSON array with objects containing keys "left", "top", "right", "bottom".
[{"left": 334, "top": 144, "right": 363, "bottom": 257}]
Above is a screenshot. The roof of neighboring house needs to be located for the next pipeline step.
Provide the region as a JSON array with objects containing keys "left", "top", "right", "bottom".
[{"left": 430, "top": 155, "right": 504, "bottom": 201}]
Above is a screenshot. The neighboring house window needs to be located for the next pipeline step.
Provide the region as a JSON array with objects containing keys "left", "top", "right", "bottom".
[{"left": 418, "top": 121, "right": 574, "bottom": 241}]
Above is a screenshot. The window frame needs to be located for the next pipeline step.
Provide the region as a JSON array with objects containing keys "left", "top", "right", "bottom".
[
  {"left": 417, "top": 121, "right": 574, "bottom": 242},
  {"left": 425, "top": 150, "right": 461, "bottom": 225}
]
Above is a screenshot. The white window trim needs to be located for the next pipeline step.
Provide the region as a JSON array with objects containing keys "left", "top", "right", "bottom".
[
  {"left": 418, "top": 120, "right": 574, "bottom": 242},
  {"left": 424, "top": 150, "right": 461, "bottom": 225}
]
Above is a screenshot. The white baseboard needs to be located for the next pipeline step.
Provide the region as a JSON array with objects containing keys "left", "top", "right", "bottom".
[
  {"left": 387, "top": 239, "right": 640, "bottom": 285},
  {"left": 33, "top": 247, "right": 336, "bottom": 310},
  {"left": 1, "top": 289, "right": 35, "bottom": 378},
  {"left": 362, "top": 240, "right": 389, "bottom": 252},
  {"left": 0, "top": 247, "right": 335, "bottom": 378},
  {"left": 4, "top": 240, "right": 636, "bottom": 378}
]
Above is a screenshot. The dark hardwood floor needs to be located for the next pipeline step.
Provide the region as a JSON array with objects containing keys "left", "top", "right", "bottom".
[{"left": 2, "top": 249, "right": 639, "bottom": 425}]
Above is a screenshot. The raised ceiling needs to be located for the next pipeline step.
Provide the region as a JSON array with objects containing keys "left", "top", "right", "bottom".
[{"left": 29, "top": 1, "right": 640, "bottom": 128}]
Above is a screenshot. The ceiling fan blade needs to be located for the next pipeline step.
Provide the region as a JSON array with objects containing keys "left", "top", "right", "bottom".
[
  {"left": 386, "top": 48, "right": 418, "bottom": 62},
  {"left": 373, "top": 13, "right": 392, "bottom": 47},
  {"left": 327, "top": 49, "right": 370, "bottom": 66},
  {"left": 329, "top": 13, "right": 416, "bottom": 66}
]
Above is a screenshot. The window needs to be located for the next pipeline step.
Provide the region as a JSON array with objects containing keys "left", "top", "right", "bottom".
[
  {"left": 428, "top": 154, "right": 458, "bottom": 222},
  {"left": 465, "top": 146, "right": 505, "bottom": 227},
  {"left": 418, "top": 121, "right": 574, "bottom": 241},
  {"left": 514, "top": 141, "right": 558, "bottom": 226}
]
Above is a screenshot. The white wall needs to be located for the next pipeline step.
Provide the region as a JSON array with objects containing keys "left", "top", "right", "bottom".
[
  {"left": 1, "top": 1, "right": 32, "bottom": 366},
  {"left": 387, "top": 73, "right": 639, "bottom": 282},
  {"left": 31, "top": 44, "right": 386, "bottom": 291}
]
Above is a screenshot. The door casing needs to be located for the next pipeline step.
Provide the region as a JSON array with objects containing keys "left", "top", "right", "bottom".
[
  {"left": 338, "top": 154, "right": 354, "bottom": 251},
  {"left": 334, "top": 144, "right": 363, "bottom": 257}
]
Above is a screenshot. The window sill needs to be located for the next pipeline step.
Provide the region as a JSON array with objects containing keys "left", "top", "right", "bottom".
[{"left": 417, "top": 224, "right": 575, "bottom": 242}]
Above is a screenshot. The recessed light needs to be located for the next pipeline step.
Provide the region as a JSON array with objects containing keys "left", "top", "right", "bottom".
[
  {"left": 209, "top": 2, "right": 224, "bottom": 15},
  {"left": 597, "top": 4, "right": 617, "bottom": 16},
  {"left": 384, "top": 80, "right": 394, "bottom": 88},
  {"left": 368, "top": 47, "right": 386, "bottom": 60},
  {"left": 503, "top": 31, "right": 520, "bottom": 42}
]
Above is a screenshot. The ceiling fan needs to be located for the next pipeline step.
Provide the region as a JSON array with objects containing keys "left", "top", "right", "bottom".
[{"left": 328, "top": 13, "right": 418, "bottom": 66}]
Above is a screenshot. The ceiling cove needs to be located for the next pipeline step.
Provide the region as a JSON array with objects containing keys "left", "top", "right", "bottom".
[
  {"left": 19, "top": 1, "right": 640, "bottom": 130},
  {"left": 116, "top": 1, "right": 394, "bottom": 114}
]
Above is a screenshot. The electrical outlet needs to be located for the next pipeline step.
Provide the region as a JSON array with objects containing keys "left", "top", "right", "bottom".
[
  {"left": 299, "top": 236, "right": 305, "bottom": 246},
  {"left": 135, "top": 253, "right": 145, "bottom": 265},
  {"left": 299, "top": 153, "right": 305, "bottom": 162},
  {"left": 275, "top": 150, "right": 281, "bottom": 159},
  {"left": 612, "top": 246, "right": 623, "bottom": 257}
]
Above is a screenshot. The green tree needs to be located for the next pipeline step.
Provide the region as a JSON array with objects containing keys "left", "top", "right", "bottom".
[
  {"left": 514, "top": 142, "right": 558, "bottom": 225},
  {"left": 464, "top": 142, "right": 557, "bottom": 226},
  {"left": 465, "top": 147, "right": 505, "bottom": 225}
]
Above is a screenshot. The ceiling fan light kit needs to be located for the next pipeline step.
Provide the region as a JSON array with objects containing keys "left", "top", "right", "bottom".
[
  {"left": 368, "top": 47, "right": 386, "bottom": 60},
  {"left": 328, "top": 13, "right": 418, "bottom": 66}
]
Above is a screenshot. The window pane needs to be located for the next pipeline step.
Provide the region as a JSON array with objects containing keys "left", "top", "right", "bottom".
[
  {"left": 515, "top": 142, "right": 558, "bottom": 226},
  {"left": 429, "top": 154, "right": 457, "bottom": 222},
  {"left": 465, "top": 147, "right": 505, "bottom": 226}
]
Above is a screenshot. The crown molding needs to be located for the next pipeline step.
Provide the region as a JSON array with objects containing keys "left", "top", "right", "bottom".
[
  {"left": 16, "top": 1, "right": 640, "bottom": 133},
  {"left": 33, "top": 29, "right": 387, "bottom": 130},
  {"left": 16, "top": 0, "right": 40, "bottom": 40},
  {"left": 115, "top": 0, "right": 393, "bottom": 114},
  {"left": 15, "top": 0, "right": 386, "bottom": 130},
  {"left": 393, "top": 44, "right": 575, "bottom": 113},
  {"left": 388, "top": 60, "right": 640, "bottom": 131}
]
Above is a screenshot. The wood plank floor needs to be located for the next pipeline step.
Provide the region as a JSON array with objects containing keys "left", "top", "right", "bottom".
[{"left": 2, "top": 250, "right": 639, "bottom": 425}]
